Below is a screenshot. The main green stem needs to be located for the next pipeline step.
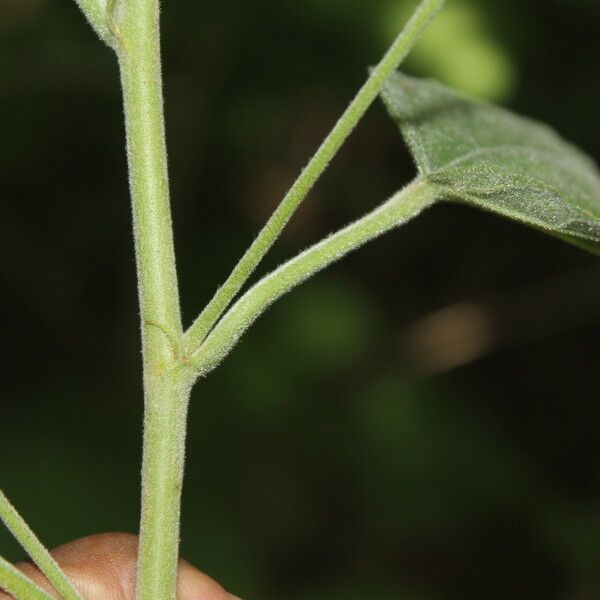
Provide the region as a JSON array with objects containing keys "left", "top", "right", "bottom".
[
  {"left": 116, "top": 1, "right": 188, "bottom": 599},
  {"left": 109, "top": 1, "right": 445, "bottom": 598}
]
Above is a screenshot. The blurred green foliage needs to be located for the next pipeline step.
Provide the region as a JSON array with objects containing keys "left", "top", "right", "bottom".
[
  {"left": 1, "top": 1, "right": 600, "bottom": 598},
  {"left": 385, "top": 0, "right": 516, "bottom": 101}
]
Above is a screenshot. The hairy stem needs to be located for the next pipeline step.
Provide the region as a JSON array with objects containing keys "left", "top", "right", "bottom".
[
  {"left": 0, "top": 557, "right": 55, "bottom": 600},
  {"left": 184, "top": 0, "right": 446, "bottom": 354},
  {"left": 191, "top": 179, "right": 438, "bottom": 377},
  {"left": 70, "top": 2, "right": 446, "bottom": 599},
  {"left": 115, "top": 1, "right": 187, "bottom": 599},
  {"left": 0, "top": 491, "right": 83, "bottom": 600},
  {"left": 135, "top": 373, "right": 191, "bottom": 600},
  {"left": 73, "top": 0, "right": 117, "bottom": 47}
]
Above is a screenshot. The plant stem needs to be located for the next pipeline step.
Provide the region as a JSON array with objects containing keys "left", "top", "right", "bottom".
[
  {"left": 0, "top": 557, "right": 55, "bottom": 600},
  {"left": 184, "top": 0, "right": 446, "bottom": 354},
  {"left": 115, "top": 1, "right": 187, "bottom": 599},
  {"left": 102, "top": 2, "right": 444, "bottom": 598},
  {"left": 73, "top": 0, "right": 116, "bottom": 47},
  {"left": 0, "top": 491, "right": 83, "bottom": 600},
  {"left": 191, "top": 178, "right": 438, "bottom": 377},
  {"left": 135, "top": 373, "right": 191, "bottom": 600}
]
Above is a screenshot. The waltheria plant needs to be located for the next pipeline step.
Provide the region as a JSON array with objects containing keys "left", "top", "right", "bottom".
[{"left": 2, "top": 0, "right": 599, "bottom": 599}]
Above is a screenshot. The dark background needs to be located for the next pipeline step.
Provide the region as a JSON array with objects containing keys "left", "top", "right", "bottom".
[{"left": 2, "top": 1, "right": 600, "bottom": 598}]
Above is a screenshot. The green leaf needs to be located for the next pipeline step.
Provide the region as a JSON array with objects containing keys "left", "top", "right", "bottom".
[{"left": 381, "top": 72, "right": 600, "bottom": 253}]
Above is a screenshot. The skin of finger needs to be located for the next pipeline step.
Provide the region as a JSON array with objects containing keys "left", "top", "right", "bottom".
[{"left": 0, "top": 533, "right": 236, "bottom": 600}]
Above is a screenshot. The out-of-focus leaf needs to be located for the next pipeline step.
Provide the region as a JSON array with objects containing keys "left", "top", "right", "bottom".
[
  {"left": 383, "top": 0, "right": 516, "bottom": 101},
  {"left": 381, "top": 72, "right": 600, "bottom": 253}
]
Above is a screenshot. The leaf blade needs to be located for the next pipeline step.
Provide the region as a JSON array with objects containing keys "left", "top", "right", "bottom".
[{"left": 381, "top": 72, "right": 600, "bottom": 252}]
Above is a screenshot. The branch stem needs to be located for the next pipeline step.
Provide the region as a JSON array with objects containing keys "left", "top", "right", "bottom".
[
  {"left": 0, "top": 491, "right": 83, "bottom": 600},
  {"left": 0, "top": 557, "right": 55, "bottom": 600},
  {"left": 184, "top": 0, "right": 446, "bottom": 354},
  {"left": 191, "top": 179, "right": 438, "bottom": 377},
  {"left": 73, "top": 0, "right": 117, "bottom": 47}
]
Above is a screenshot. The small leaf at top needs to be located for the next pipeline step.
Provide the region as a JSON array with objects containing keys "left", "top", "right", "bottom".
[{"left": 380, "top": 72, "right": 600, "bottom": 253}]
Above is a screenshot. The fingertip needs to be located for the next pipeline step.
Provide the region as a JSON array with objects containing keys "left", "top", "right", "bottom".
[
  {"left": 177, "top": 559, "right": 233, "bottom": 600},
  {"left": 1, "top": 533, "right": 240, "bottom": 600}
]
